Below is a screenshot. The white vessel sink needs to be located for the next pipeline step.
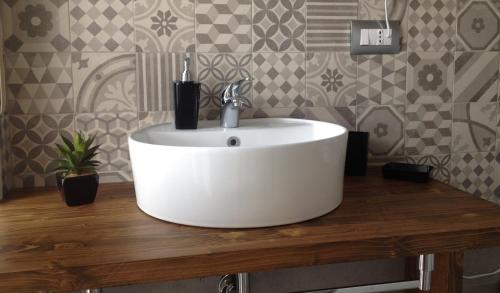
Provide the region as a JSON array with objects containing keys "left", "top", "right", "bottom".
[{"left": 129, "top": 118, "right": 348, "bottom": 228}]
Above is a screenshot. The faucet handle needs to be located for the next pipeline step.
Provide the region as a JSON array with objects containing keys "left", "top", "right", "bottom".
[{"left": 220, "top": 77, "right": 253, "bottom": 105}]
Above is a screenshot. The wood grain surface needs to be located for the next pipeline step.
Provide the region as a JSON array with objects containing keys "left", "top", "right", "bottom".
[{"left": 1, "top": 170, "right": 500, "bottom": 292}]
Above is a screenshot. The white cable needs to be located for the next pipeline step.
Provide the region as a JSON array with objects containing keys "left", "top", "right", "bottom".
[
  {"left": 384, "top": 0, "right": 391, "bottom": 37},
  {"left": 463, "top": 267, "right": 500, "bottom": 280}
]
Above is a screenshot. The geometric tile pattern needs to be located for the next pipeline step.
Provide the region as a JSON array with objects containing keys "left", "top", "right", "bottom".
[
  {"left": 357, "top": 104, "right": 405, "bottom": 158},
  {"left": 306, "top": 52, "right": 357, "bottom": 107},
  {"left": 253, "top": 0, "right": 306, "bottom": 52},
  {"left": 457, "top": 0, "right": 500, "bottom": 51},
  {"left": 407, "top": 0, "right": 456, "bottom": 51},
  {"left": 138, "top": 111, "right": 174, "bottom": 128},
  {"left": 135, "top": 0, "right": 195, "bottom": 52},
  {"left": 2, "top": 0, "right": 70, "bottom": 52},
  {"left": 70, "top": 0, "right": 135, "bottom": 52},
  {"left": 453, "top": 102, "right": 496, "bottom": 153},
  {"left": 306, "top": 0, "right": 358, "bottom": 51},
  {"left": 406, "top": 154, "right": 451, "bottom": 183},
  {"left": 195, "top": 0, "right": 252, "bottom": 52},
  {"left": 253, "top": 53, "right": 306, "bottom": 108},
  {"left": 357, "top": 53, "right": 406, "bottom": 105},
  {"left": 197, "top": 53, "right": 252, "bottom": 109},
  {"left": 137, "top": 53, "right": 196, "bottom": 112},
  {"left": 75, "top": 112, "right": 138, "bottom": 183},
  {"left": 241, "top": 106, "right": 356, "bottom": 130},
  {"left": 407, "top": 52, "right": 454, "bottom": 104},
  {"left": 0, "top": 115, "right": 12, "bottom": 196},
  {"left": 72, "top": 53, "right": 137, "bottom": 113},
  {"left": 454, "top": 52, "right": 498, "bottom": 103},
  {"left": 9, "top": 114, "right": 74, "bottom": 188},
  {"left": 4, "top": 53, "right": 73, "bottom": 114},
  {"left": 406, "top": 103, "right": 452, "bottom": 155},
  {"left": 358, "top": 0, "right": 409, "bottom": 47},
  {"left": 451, "top": 152, "right": 495, "bottom": 199},
  {"left": 494, "top": 154, "right": 500, "bottom": 204}
]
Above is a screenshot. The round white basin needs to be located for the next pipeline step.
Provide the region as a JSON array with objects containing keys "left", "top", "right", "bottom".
[{"left": 129, "top": 118, "right": 348, "bottom": 228}]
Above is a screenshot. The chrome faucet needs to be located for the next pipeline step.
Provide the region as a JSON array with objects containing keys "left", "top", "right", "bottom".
[{"left": 220, "top": 78, "right": 252, "bottom": 128}]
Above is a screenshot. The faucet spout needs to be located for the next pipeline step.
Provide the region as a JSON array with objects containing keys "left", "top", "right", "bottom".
[{"left": 220, "top": 78, "right": 252, "bottom": 128}]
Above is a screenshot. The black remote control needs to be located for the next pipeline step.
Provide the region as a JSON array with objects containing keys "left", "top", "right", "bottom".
[{"left": 382, "top": 162, "right": 433, "bottom": 183}]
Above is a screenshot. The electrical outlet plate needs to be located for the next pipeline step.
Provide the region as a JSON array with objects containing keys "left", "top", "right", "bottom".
[{"left": 351, "top": 20, "right": 401, "bottom": 55}]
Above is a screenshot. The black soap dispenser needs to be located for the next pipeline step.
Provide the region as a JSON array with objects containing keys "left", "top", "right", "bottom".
[{"left": 173, "top": 57, "right": 200, "bottom": 129}]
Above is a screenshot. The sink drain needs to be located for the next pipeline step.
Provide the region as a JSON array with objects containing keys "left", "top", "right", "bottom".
[{"left": 227, "top": 136, "right": 241, "bottom": 147}]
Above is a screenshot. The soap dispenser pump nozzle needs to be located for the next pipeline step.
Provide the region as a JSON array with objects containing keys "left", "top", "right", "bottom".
[{"left": 181, "top": 57, "right": 192, "bottom": 82}]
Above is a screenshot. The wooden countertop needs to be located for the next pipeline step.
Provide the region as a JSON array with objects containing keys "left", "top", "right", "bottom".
[{"left": 1, "top": 171, "right": 500, "bottom": 292}]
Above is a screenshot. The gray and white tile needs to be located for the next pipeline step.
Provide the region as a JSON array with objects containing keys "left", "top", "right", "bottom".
[
  {"left": 5, "top": 52, "right": 73, "bottom": 114},
  {"left": 407, "top": 52, "right": 454, "bottom": 104},
  {"left": 457, "top": 0, "right": 500, "bottom": 51},
  {"left": 357, "top": 104, "right": 405, "bottom": 158},
  {"left": 253, "top": 53, "right": 306, "bottom": 108},
  {"left": 135, "top": 0, "right": 195, "bottom": 52},
  {"left": 406, "top": 103, "right": 452, "bottom": 155},
  {"left": 451, "top": 152, "right": 495, "bottom": 199},
  {"left": 454, "top": 52, "right": 498, "bottom": 103},
  {"left": 252, "top": 0, "right": 306, "bottom": 52},
  {"left": 72, "top": 53, "right": 137, "bottom": 113},
  {"left": 138, "top": 111, "right": 174, "bottom": 128},
  {"left": 70, "top": 0, "right": 135, "bottom": 52},
  {"left": 306, "top": 52, "right": 357, "bottom": 107},
  {"left": 9, "top": 114, "right": 74, "bottom": 188},
  {"left": 2, "top": 0, "right": 70, "bottom": 52},
  {"left": 357, "top": 53, "right": 406, "bottom": 105},
  {"left": 407, "top": 0, "right": 456, "bottom": 51},
  {"left": 75, "top": 112, "right": 138, "bottom": 183},
  {"left": 406, "top": 154, "right": 451, "bottom": 183},
  {"left": 306, "top": 0, "right": 357, "bottom": 52},
  {"left": 197, "top": 53, "right": 252, "bottom": 109},
  {"left": 453, "top": 102, "right": 496, "bottom": 152},
  {"left": 195, "top": 0, "right": 252, "bottom": 52}
]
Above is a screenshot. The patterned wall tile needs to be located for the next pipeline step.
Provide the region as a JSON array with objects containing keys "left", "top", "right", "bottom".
[
  {"left": 357, "top": 104, "right": 405, "bottom": 158},
  {"left": 0, "top": 115, "right": 12, "bottom": 196},
  {"left": 406, "top": 154, "right": 451, "bottom": 183},
  {"left": 457, "top": 0, "right": 500, "bottom": 51},
  {"left": 253, "top": 53, "right": 306, "bottom": 108},
  {"left": 2, "top": 0, "right": 70, "bottom": 52},
  {"left": 135, "top": 0, "right": 195, "bottom": 52},
  {"left": 405, "top": 103, "right": 452, "bottom": 155},
  {"left": 453, "top": 102, "right": 496, "bottom": 152},
  {"left": 494, "top": 153, "right": 500, "bottom": 204},
  {"left": 137, "top": 53, "right": 196, "bottom": 112},
  {"left": 306, "top": 0, "right": 357, "bottom": 52},
  {"left": 358, "top": 0, "right": 409, "bottom": 47},
  {"left": 306, "top": 52, "right": 357, "bottom": 107},
  {"left": 407, "top": 0, "right": 456, "bottom": 51},
  {"left": 451, "top": 152, "right": 495, "bottom": 199},
  {"left": 197, "top": 53, "right": 252, "bottom": 109},
  {"left": 407, "top": 52, "right": 454, "bottom": 104},
  {"left": 70, "top": 0, "right": 135, "bottom": 52},
  {"left": 9, "top": 114, "right": 74, "bottom": 188},
  {"left": 454, "top": 52, "right": 498, "bottom": 103},
  {"left": 75, "top": 112, "right": 138, "bottom": 183},
  {"left": 357, "top": 53, "right": 406, "bottom": 105},
  {"left": 241, "top": 106, "right": 356, "bottom": 130},
  {"left": 253, "top": 0, "right": 306, "bottom": 52},
  {"left": 138, "top": 111, "right": 174, "bottom": 128},
  {"left": 195, "top": 0, "right": 252, "bottom": 52},
  {"left": 4, "top": 52, "right": 73, "bottom": 114},
  {"left": 72, "top": 53, "right": 137, "bottom": 113}
]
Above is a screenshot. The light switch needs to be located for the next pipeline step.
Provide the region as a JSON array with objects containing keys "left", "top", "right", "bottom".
[{"left": 351, "top": 20, "right": 401, "bottom": 55}]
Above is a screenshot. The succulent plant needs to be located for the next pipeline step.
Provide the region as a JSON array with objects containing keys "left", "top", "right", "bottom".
[{"left": 54, "top": 131, "right": 101, "bottom": 177}]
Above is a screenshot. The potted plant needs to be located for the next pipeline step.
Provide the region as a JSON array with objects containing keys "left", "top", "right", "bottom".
[{"left": 54, "top": 131, "right": 101, "bottom": 206}]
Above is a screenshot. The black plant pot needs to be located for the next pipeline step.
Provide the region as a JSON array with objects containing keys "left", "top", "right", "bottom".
[{"left": 56, "top": 172, "right": 99, "bottom": 206}]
